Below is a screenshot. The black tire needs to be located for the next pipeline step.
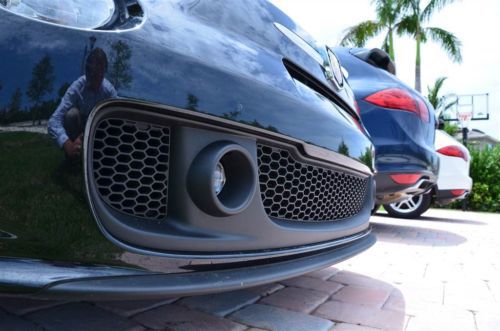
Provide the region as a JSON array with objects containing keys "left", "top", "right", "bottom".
[
  {"left": 383, "top": 193, "right": 432, "bottom": 219},
  {"left": 371, "top": 204, "right": 381, "bottom": 215}
]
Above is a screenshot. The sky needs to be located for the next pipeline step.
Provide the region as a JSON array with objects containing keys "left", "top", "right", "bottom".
[{"left": 270, "top": 0, "right": 500, "bottom": 140}]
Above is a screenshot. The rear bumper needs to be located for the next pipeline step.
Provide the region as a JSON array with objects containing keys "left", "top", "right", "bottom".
[
  {"left": 434, "top": 156, "right": 472, "bottom": 205},
  {"left": 375, "top": 171, "right": 437, "bottom": 204},
  {"left": 355, "top": 101, "right": 439, "bottom": 205},
  {"left": 437, "top": 172, "right": 472, "bottom": 192},
  {"left": 357, "top": 101, "right": 439, "bottom": 175},
  {"left": 1, "top": 232, "right": 376, "bottom": 300},
  {"left": 435, "top": 189, "right": 470, "bottom": 205}
]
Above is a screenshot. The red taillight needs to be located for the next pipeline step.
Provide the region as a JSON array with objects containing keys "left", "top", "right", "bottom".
[
  {"left": 451, "top": 189, "right": 466, "bottom": 196},
  {"left": 389, "top": 173, "right": 422, "bottom": 185},
  {"left": 415, "top": 98, "right": 429, "bottom": 122},
  {"left": 366, "top": 88, "right": 417, "bottom": 112},
  {"left": 365, "top": 88, "right": 429, "bottom": 122},
  {"left": 437, "top": 146, "right": 469, "bottom": 161}
]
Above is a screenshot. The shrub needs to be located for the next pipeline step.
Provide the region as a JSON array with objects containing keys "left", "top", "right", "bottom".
[
  {"left": 444, "top": 123, "right": 460, "bottom": 136},
  {"left": 467, "top": 145, "right": 500, "bottom": 212}
]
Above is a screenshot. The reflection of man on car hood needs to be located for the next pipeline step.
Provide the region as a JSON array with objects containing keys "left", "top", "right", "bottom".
[{"left": 48, "top": 47, "right": 117, "bottom": 158}]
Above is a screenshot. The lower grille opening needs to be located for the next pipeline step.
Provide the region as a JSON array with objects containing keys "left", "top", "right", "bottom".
[
  {"left": 92, "top": 118, "right": 170, "bottom": 219},
  {"left": 257, "top": 144, "right": 369, "bottom": 222}
]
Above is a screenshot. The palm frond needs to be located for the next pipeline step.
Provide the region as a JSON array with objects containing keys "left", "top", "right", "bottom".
[
  {"left": 427, "top": 76, "right": 447, "bottom": 109},
  {"left": 399, "top": 0, "right": 421, "bottom": 15},
  {"left": 372, "top": 0, "right": 402, "bottom": 26},
  {"left": 443, "top": 98, "right": 458, "bottom": 111},
  {"left": 395, "top": 13, "right": 418, "bottom": 37},
  {"left": 340, "top": 20, "right": 382, "bottom": 47},
  {"left": 425, "top": 27, "right": 463, "bottom": 62},
  {"left": 422, "top": 0, "right": 458, "bottom": 22}
]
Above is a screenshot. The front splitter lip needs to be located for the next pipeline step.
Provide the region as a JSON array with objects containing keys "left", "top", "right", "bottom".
[
  {"left": 32, "top": 233, "right": 376, "bottom": 301},
  {"left": 92, "top": 227, "right": 372, "bottom": 261}
]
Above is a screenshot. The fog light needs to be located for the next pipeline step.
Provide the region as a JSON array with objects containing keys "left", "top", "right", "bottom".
[
  {"left": 188, "top": 142, "right": 256, "bottom": 217},
  {"left": 213, "top": 162, "right": 226, "bottom": 196}
]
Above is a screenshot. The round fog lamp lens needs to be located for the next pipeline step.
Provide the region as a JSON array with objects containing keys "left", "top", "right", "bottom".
[{"left": 212, "top": 162, "right": 226, "bottom": 196}]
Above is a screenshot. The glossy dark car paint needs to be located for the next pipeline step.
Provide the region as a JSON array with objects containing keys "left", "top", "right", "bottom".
[
  {"left": 335, "top": 47, "right": 439, "bottom": 204},
  {"left": 0, "top": 0, "right": 375, "bottom": 298}
]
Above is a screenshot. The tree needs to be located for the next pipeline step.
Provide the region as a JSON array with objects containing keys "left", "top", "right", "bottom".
[
  {"left": 340, "top": 0, "right": 403, "bottom": 61},
  {"left": 27, "top": 55, "right": 54, "bottom": 125},
  {"left": 398, "top": 0, "right": 462, "bottom": 92},
  {"left": 338, "top": 140, "right": 350, "bottom": 156},
  {"left": 360, "top": 147, "right": 374, "bottom": 169},
  {"left": 0, "top": 81, "right": 4, "bottom": 124},
  {"left": 9, "top": 87, "right": 22, "bottom": 113},
  {"left": 108, "top": 40, "right": 133, "bottom": 91},
  {"left": 427, "top": 77, "right": 459, "bottom": 136},
  {"left": 427, "top": 76, "right": 456, "bottom": 111},
  {"left": 186, "top": 94, "right": 199, "bottom": 111},
  {"left": 4, "top": 88, "right": 22, "bottom": 124}
]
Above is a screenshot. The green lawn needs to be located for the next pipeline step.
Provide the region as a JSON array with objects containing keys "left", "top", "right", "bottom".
[{"left": 0, "top": 132, "right": 120, "bottom": 263}]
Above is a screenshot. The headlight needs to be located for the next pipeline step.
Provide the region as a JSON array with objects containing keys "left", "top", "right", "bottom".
[{"left": 0, "top": 0, "right": 115, "bottom": 29}]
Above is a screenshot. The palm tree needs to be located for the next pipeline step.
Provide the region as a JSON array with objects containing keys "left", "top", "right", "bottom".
[
  {"left": 340, "top": 0, "right": 403, "bottom": 61},
  {"left": 427, "top": 76, "right": 457, "bottom": 112},
  {"left": 427, "top": 77, "right": 459, "bottom": 138},
  {"left": 398, "top": 0, "right": 462, "bottom": 92}
]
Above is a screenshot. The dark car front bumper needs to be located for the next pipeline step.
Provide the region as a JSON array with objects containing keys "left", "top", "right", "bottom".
[
  {"left": 0, "top": 101, "right": 375, "bottom": 297},
  {"left": 1, "top": 231, "right": 375, "bottom": 300},
  {"left": 82, "top": 101, "right": 374, "bottom": 257},
  {"left": 0, "top": 0, "right": 375, "bottom": 298}
]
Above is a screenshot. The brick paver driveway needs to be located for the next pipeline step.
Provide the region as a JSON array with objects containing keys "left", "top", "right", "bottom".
[{"left": 1, "top": 209, "right": 499, "bottom": 331}]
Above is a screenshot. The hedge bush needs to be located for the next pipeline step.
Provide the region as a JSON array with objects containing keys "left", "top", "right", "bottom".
[{"left": 467, "top": 145, "right": 500, "bottom": 212}]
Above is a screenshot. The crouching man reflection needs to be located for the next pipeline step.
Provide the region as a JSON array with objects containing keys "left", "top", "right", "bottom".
[{"left": 48, "top": 48, "right": 117, "bottom": 159}]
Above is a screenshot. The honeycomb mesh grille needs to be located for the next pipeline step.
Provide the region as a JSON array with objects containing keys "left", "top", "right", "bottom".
[
  {"left": 92, "top": 118, "right": 170, "bottom": 219},
  {"left": 257, "top": 144, "right": 369, "bottom": 222}
]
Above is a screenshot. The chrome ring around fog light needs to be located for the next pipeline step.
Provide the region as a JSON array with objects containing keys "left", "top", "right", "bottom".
[{"left": 188, "top": 141, "right": 256, "bottom": 217}]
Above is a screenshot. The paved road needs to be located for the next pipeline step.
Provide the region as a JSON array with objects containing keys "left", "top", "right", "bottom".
[{"left": 1, "top": 209, "right": 499, "bottom": 331}]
